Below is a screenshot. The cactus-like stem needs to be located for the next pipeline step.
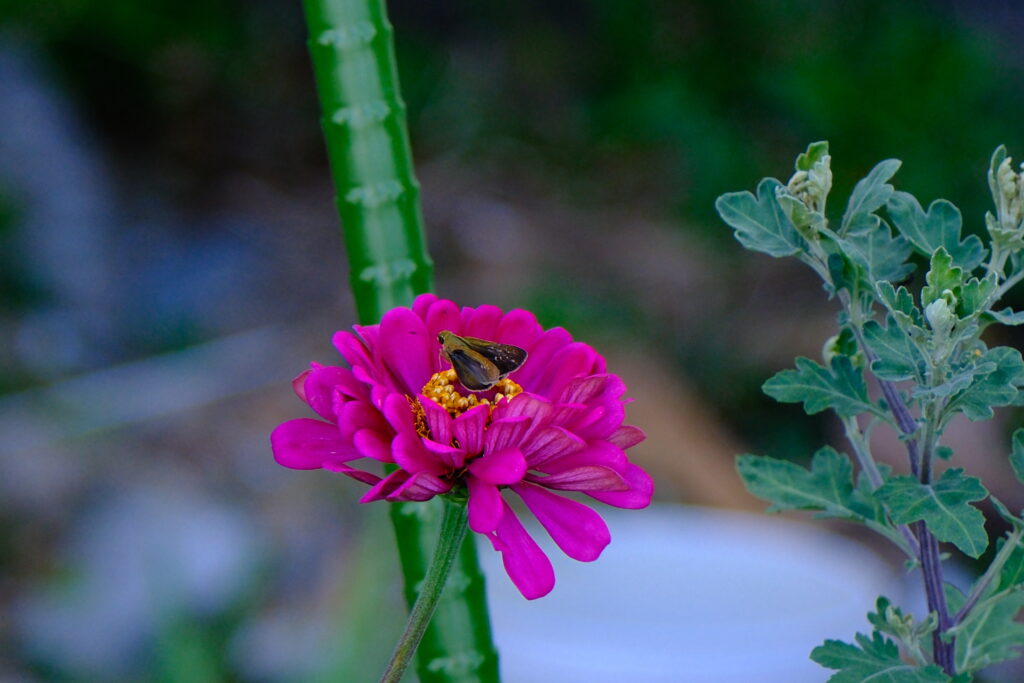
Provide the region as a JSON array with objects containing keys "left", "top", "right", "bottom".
[{"left": 302, "top": 0, "right": 500, "bottom": 680}]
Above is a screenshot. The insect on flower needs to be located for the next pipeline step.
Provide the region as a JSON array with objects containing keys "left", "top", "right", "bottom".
[
  {"left": 437, "top": 330, "right": 528, "bottom": 391},
  {"left": 271, "top": 295, "right": 653, "bottom": 599}
]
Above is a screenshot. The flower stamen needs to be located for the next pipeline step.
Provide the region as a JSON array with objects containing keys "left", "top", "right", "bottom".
[{"left": 420, "top": 369, "right": 522, "bottom": 419}]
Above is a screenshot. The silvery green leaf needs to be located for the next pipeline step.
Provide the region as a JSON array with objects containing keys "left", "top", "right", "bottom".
[
  {"left": 955, "top": 592, "right": 1024, "bottom": 673},
  {"left": 988, "top": 145, "right": 1009, "bottom": 209},
  {"left": 877, "top": 282, "right": 925, "bottom": 329},
  {"left": 862, "top": 314, "right": 923, "bottom": 382},
  {"left": 716, "top": 178, "right": 806, "bottom": 257},
  {"left": 841, "top": 214, "right": 915, "bottom": 285},
  {"left": 984, "top": 307, "right": 1024, "bottom": 326},
  {"left": 913, "top": 362, "right": 995, "bottom": 400},
  {"left": 737, "top": 448, "right": 854, "bottom": 516},
  {"left": 738, "top": 449, "right": 899, "bottom": 545},
  {"left": 944, "top": 347, "right": 1024, "bottom": 421},
  {"left": 796, "top": 140, "right": 830, "bottom": 171},
  {"left": 763, "top": 356, "right": 873, "bottom": 417},
  {"left": 841, "top": 159, "right": 902, "bottom": 233},
  {"left": 958, "top": 275, "right": 997, "bottom": 317},
  {"left": 1010, "top": 428, "right": 1024, "bottom": 486},
  {"left": 886, "top": 192, "right": 986, "bottom": 271},
  {"left": 993, "top": 528, "right": 1024, "bottom": 593},
  {"left": 921, "top": 247, "right": 963, "bottom": 308},
  {"left": 811, "top": 632, "right": 950, "bottom": 683},
  {"left": 876, "top": 468, "right": 989, "bottom": 558}
]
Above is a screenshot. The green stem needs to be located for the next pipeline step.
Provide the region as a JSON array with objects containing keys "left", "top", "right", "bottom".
[
  {"left": 301, "top": 1, "right": 499, "bottom": 680},
  {"left": 954, "top": 526, "right": 1024, "bottom": 625},
  {"left": 381, "top": 499, "right": 470, "bottom": 683},
  {"left": 303, "top": 0, "right": 433, "bottom": 323}
]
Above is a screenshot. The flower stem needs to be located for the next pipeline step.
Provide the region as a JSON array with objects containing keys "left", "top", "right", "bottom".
[{"left": 381, "top": 499, "right": 470, "bottom": 683}]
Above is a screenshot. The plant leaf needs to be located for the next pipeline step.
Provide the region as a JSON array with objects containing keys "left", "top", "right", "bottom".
[
  {"left": 811, "top": 631, "right": 950, "bottom": 683},
  {"left": 737, "top": 448, "right": 854, "bottom": 516},
  {"left": 842, "top": 159, "right": 902, "bottom": 233},
  {"left": 876, "top": 468, "right": 989, "bottom": 558},
  {"left": 763, "top": 356, "right": 873, "bottom": 417},
  {"left": 958, "top": 275, "right": 996, "bottom": 317},
  {"left": 886, "top": 192, "right": 985, "bottom": 270},
  {"left": 716, "top": 178, "right": 806, "bottom": 257},
  {"left": 842, "top": 214, "right": 915, "bottom": 285},
  {"left": 796, "top": 140, "right": 830, "bottom": 171},
  {"left": 984, "top": 307, "right": 1024, "bottom": 326},
  {"left": 863, "top": 315, "right": 923, "bottom": 382},
  {"left": 955, "top": 592, "right": 1024, "bottom": 673},
  {"left": 921, "top": 247, "right": 963, "bottom": 307},
  {"left": 944, "top": 346, "right": 1024, "bottom": 422},
  {"left": 1011, "top": 428, "right": 1024, "bottom": 487}
]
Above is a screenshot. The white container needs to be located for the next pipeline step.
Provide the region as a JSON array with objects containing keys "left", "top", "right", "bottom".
[{"left": 480, "top": 504, "right": 902, "bottom": 683}]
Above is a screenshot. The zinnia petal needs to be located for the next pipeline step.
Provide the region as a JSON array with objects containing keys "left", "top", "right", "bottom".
[
  {"left": 453, "top": 404, "right": 489, "bottom": 454},
  {"left": 462, "top": 303, "right": 502, "bottom": 341},
  {"left": 522, "top": 426, "right": 586, "bottom": 468},
  {"left": 485, "top": 416, "right": 531, "bottom": 453},
  {"left": 526, "top": 465, "right": 627, "bottom": 491},
  {"left": 419, "top": 396, "right": 453, "bottom": 445},
  {"left": 392, "top": 432, "right": 446, "bottom": 476},
  {"left": 379, "top": 307, "right": 432, "bottom": 394},
  {"left": 467, "top": 477, "right": 505, "bottom": 534},
  {"left": 497, "top": 308, "right": 544, "bottom": 354},
  {"left": 468, "top": 447, "right": 526, "bottom": 485},
  {"left": 609, "top": 425, "right": 646, "bottom": 449},
  {"left": 514, "top": 482, "right": 610, "bottom": 562},
  {"left": 421, "top": 438, "right": 466, "bottom": 470},
  {"left": 585, "top": 463, "right": 654, "bottom": 509},
  {"left": 353, "top": 428, "right": 393, "bottom": 462},
  {"left": 323, "top": 461, "right": 382, "bottom": 486},
  {"left": 303, "top": 365, "right": 357, "bottom": 420},
  {"left": 487, "top": 500, "right": 555, "bottom": 600},
  {"left": 271, "top": 418, "right": 354, "bottom": 469}
]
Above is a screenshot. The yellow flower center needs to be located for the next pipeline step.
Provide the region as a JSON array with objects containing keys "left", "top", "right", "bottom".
[{"left": 420, "top": 369, "right": 523, "bottom": 419}]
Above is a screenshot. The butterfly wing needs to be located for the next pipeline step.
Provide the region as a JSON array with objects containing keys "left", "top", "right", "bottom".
[
  {"left": 461, "top": 335, "right": 528, "bottom": 377},
  {"left": 448, "top": 347, "right": 502, "bottom": 391}
]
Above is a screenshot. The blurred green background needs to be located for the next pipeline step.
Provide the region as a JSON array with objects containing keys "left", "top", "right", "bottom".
[{"left": 3, "top": 0, "right": 1024, "bottom": 680}]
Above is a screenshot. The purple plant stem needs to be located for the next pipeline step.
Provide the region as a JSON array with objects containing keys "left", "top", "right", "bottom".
[{"left": 858, "top": 337, "right": 955, "bottom": 674}]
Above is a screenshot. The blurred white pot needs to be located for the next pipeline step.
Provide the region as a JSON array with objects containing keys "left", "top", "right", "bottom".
[{"left": 480, "top": 503, "right": 901, "bottom": 683}]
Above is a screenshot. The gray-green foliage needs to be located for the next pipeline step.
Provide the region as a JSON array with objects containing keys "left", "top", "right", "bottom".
[{"left": 716, "top": 142, "right": 1024, "bottom": 680}]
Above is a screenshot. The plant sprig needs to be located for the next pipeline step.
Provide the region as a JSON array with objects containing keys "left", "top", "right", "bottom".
[{"left": 717, "top": 142, "right": 1024, "bottom": 680}]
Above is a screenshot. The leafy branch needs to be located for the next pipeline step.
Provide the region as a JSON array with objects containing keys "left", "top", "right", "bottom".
[{"left": 717, "top": 142, "right": 1024, "bottom": 679}]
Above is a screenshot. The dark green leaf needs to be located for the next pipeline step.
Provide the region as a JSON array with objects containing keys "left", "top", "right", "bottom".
[
  {"left": 842, "top": 159, "right": 902, "bottom": 232},
  {"left": 944, "top": 347, "right": 1024, "bottom": 421},
  {"left": 955, "top": 592, "right": 1024, "bottom": 673},
  {"left": 878, "top": 282, "right": 924, "bottom": 328},
  {"left": 811, "top": 632, "right": 949, "bottom": 683},
  {"left": 763, "top": 356, "right": 873, "bottom": 417},
  {"left": 716, "top": 178, "right": 806, "bottom": 257},
  {"left": 876, "top": 469, "right": 989, "bottom": 558},
  {"left": 887, "top": 192, "right": 985, "bottom": 270},
  {"left": 863, "top": 315, "right": 923, "bottom": 382}
]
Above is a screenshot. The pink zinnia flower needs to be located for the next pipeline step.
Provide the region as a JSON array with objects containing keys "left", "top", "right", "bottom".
[{"left": 271, "top": 294, "right": 653, "bottom": 598}]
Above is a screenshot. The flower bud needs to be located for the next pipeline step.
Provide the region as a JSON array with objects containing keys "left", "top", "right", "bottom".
[{"left": 925, "top": 295, "right": 955, "bottom": 337}]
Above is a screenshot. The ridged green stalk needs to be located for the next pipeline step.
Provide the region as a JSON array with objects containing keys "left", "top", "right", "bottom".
[{"left": 301, "top": 0, "right": 500, "bottom": 680}]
